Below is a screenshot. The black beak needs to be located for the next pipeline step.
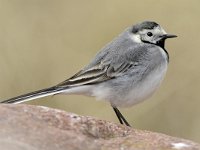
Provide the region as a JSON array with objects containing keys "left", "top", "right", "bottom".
[
  {"left": 156, "top": 34, "right": 177, "bottom": 49},
  {"left": 161, "top": 34, "right": 177, "bottom": 39}
]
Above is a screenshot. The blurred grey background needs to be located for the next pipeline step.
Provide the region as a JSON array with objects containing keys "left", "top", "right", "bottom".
[{"left": 0, "top": 0, "right": 200, "bottom": 143}]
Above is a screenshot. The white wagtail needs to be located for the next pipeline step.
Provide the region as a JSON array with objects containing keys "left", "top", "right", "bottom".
[{"left": 1, "top": 21, "right": 177, "bottom": 126}]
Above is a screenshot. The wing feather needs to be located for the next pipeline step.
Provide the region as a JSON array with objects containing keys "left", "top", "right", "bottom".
[{"left": 56, "top": 61, "right": 135, "bottom": 88}]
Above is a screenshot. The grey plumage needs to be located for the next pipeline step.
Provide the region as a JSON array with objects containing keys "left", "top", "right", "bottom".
[{"left": 0, "top": 21, "right": 177, "bottom": 126}]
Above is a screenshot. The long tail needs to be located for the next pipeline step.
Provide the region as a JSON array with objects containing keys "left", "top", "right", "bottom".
[{"left": 0, "top": 86, "right": 67, "bottom": 104}]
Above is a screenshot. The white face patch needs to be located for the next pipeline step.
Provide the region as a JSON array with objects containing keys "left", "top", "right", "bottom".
[
  {"left": 130, "top": 34, "right": 142, "bottom": 43},
  {"left": 139, "top": 26, "right": 167, "bottom": 35},
  {"left": 154, "top": 26, "right": 167, "bottom": 34},
  {"left": 132, "top": 26, "right": 167, "bottom": 44}
]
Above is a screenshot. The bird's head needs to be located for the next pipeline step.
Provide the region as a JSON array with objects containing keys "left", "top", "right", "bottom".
[{"left": 130, "top": 21, "right": 177, "bottom": 48}]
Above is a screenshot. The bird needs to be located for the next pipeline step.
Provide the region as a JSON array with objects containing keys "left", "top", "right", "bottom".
[{"left": 0, "top": 21, "right": 177, "bottom": 126}]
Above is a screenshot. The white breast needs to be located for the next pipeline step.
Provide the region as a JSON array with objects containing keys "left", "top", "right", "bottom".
[{"left": 122, "top": 48, "right": 168, "bottom": 107}]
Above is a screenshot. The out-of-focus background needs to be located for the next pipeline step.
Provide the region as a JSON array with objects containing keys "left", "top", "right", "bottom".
[{"left": 0, "top": 0, "right": 200, "bottom": 143}]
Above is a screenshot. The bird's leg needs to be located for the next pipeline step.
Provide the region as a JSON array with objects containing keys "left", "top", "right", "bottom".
[
  {"left": 115, "top": 107, "right": 131, "bottom": 127},
  {"left": 113, "top": 107, "right": 123, "bottom": 124},
  {"left": 112, "top": 107, "right": 131, "bottom": 127}
]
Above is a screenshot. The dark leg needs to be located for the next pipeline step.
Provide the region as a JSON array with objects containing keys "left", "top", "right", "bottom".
[
  {"left": 112, "top": 107, "right": 131, "bottom": 127},
  {"left": 113, "top": 107, "right": 123, "bottom": 124}
]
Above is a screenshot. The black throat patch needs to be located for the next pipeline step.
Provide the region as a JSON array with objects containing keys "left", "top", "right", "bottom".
[{"left": 142, "top": 39, "right": 169, "bottom": 62}]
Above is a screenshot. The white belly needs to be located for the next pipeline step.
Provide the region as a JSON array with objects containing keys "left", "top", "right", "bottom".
[
  {"left": 63, "top": 61, "right": 168, "bottom": 108},
  {"left": 90, "top": 48, "right": 168, "bottom": 107},
  {"left": 87, "top": 60, "right": 168, "bottom": 108},
  {"left": 122, "top": 61, "right": 168, "bottom": 107}
]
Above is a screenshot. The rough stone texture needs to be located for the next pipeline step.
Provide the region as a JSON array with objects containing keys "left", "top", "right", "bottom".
[{"left": 0, "top": 104, "right": 199, "bottom": 150}]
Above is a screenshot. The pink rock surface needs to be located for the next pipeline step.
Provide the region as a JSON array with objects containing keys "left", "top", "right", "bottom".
[{"left": 0, "top": 104, "right": 199, "bottom": 150}]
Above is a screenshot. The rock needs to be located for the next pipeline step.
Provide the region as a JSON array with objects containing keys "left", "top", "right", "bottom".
[{"left": 0, "top": 104, "right": 199, "bottom": 150}]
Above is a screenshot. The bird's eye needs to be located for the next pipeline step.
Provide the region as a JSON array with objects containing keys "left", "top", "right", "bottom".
[{"left": 147, "top": 32, "right": 153, "bottom": 37}]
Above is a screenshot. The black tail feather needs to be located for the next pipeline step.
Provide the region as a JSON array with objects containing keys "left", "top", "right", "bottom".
[{"left": 0, "top": 86, "right": 65, "bottom": 104}]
